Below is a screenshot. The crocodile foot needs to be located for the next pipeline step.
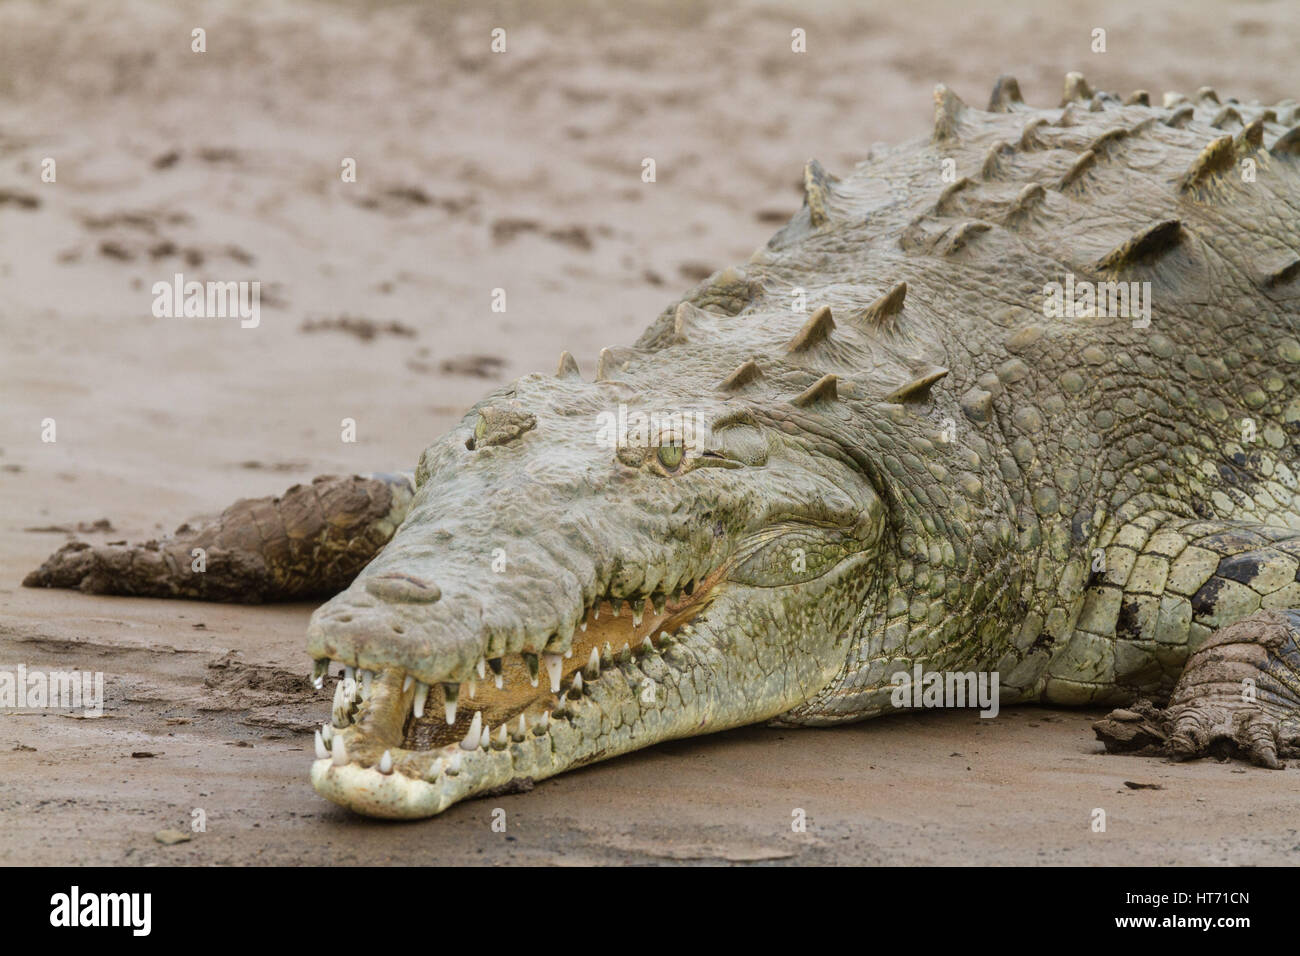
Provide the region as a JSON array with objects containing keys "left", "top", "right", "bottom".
[
  {"left": 22, "top": 474, "right": 413, "bottom": 603},
  {"left": 1094, "top": 610, "right": 1300, "bottom": 768}
]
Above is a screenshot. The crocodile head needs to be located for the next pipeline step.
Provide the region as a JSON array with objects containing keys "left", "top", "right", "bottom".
[{"left": 306, "top": 330, "right": 889, "bottom": 818}]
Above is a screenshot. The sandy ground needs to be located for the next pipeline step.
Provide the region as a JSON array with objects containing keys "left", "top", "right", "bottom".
[{"left": 3, "top": 0, "right": 1300, "bottom": 865}]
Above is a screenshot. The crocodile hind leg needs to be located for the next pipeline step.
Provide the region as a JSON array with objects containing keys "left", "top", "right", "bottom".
[
  {"left": 1094, "top": 610, "right": 1300, "bottom": 768},
  {"left": 22, "top": 473, "right": 414, "bottom": 603}
]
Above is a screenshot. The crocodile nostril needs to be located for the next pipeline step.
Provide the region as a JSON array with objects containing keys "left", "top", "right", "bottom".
[{"left": 364, "top": 573, "right": 442, "bottom": 604}]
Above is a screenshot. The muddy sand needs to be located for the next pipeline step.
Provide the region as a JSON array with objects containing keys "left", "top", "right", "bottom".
[{"left": 2, "top": 0, "right": 1299, "bottom": 865}]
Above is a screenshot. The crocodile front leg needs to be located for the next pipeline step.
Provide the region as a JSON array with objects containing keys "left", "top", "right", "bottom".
[
  {"left": 22, "top": 473, "right": 414, "bottom": 602},
  {"left": 1044, "top": 515, "right": 1300, "bottom": 707},
  {"left": 1094, "top": 610, "right": 1300, "bottom": 768}
]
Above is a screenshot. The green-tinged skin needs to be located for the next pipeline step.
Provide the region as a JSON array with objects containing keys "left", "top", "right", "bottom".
[{"left": 28, "top": 74, "right": 1300, "bottom": 818}]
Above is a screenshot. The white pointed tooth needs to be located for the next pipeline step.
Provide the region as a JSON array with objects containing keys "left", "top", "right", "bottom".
[
  {"left": 343, "top": 665, "right": 355, "bottom": 682},
  {"left": 447, "top": 751, "right": 462, "bottom": 774},
  {"left": 413, "top": 680, "right": 429, "bottom": 719},
  {"left": 444, "top": 685, "right": 458, "bottom": 725},
  {"left": 612, "top": 600, "right": 622, "bottom": 617},
  {"left": 331, "top": 735, "right": 348, "bottom": 767},
  {"left": 480, "top": 725, "right": 491, "bottom": 749},
  {"left": 497, "top": 724, "right": 508, "bottom": 745},
  {"left": 537, "top": 710, "right": 550, "bottom": 732},
  {"left": 573, "top": 672, "right": 584, "bottom": 692},
  {"left": 518, "top": 714, "right": 527, "bottom": 735},
  {"left": 593, "top": 603, "right": 600, "bottom": 620},
  {"left": 314, "top": 730, "right": 328, "bottom": 760},
  {"left": 342, "top": 677, "right": 358, "bottom": 702},
  {"left": 494, "top": 672, "right": 504, "bottom": 690},
  {"left": 331, "top": 681, "right": 353, "bottom": 727},
  {"left": 379, "top": 750, "right": 393, "bottom": 774},
  {"left": 653, "top": 594, "right": 666, "bottom": 615},
  {"left": 476, "top": 658, "right": 486, "bottom": 679},
  {"left": 461, "top": 711, "right": 482, "bottom": 750},
  {"left": 643, "top": 635, "right": 656, "bottom": 654},
  {"left": 321, "top": 723, "right": 333, "bottom": 745},
  {"left": 361, "top": 669, "right": 373, "bottom": 696},
  {"left": 403, "top": 675, "right": 414, "bottom": 693},
  {"left": 586, "top": 647, "right": 600, "bottom": 677},
  {"left": 468, "top": 679, "right": 477, "bottom": 699},
  {"left": 580, "top": 620, "right": 588, "bottom": 632},
  {"left": 632, "top": 608, "right": 643, "bottom": 628},
  {"left": 544, "top": 653, "right": 563, "bottom": 693}
]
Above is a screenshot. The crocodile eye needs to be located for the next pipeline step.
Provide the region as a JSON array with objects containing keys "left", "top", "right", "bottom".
[{"left": 656, "top": 444, "right": 684, "bottom": 471}]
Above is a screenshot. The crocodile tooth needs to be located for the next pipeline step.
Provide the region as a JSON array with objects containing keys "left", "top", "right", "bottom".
[
  {"left": 564, "top": 648, "right": 573, "bottom": 658},
  {"left": 536, "top": 711, "right": 550, "bottom": 733},
  {"left": 479, "top": 724, "right": 491, "bottom": 749},
  {"left": 580, "top": 620, "right": 588, "bottom": 632},
  {"left": 314, "top": 730, "right": 328, "bottom": 760},
  {"left": 402, "top": 675, "right": 414, "bottom": 693},
  {"left": 379, "top": 750, "right": 393, "bottom": 774},
  {"left": 643, "top": 635, "right": 656, "bottom": 655},
  {"left": 523, "top": 652, "right": 540, "bottom": 687},
  {"left": 632, "top": 600, "right": 644, "bottom": 628},
  {"left": 592, "top": 603, "right": 600, "bottom": 621},
  {"left": 544, "top": 652, "right": 563, "bottom": 692},
  {"left": 361, "top": 669, "right": 374, "bottom": 698},
  {"left": 426, "top": 758, "right": 443, "bottom": 780},
  {"left": 412, "top": 680, "right": 429, "bottom": 719},
  {"left": 443, "top": 683, "right": 459, "bottom": 724},
  {"left": 343, "top": 665, "right": 355, "bottom": 683},
  {"left": 572, "top": 672, "right": 584, "bottom": 695},
  {"left": 585, "top": 647, "right": 600, "bottom": 680},
  {"left": 496, "top": 724, "right": 509, "bottom": 746},
  {"left": 488, "top": 657, "right": 504, "bottom": 689},
  {"left": 461, "top": 712, "right": 482, "bottom": 750},
  {"left": 447, "top": 752, "right": 462, "bottom": 774},
  {"left": 312, "top": 658, "right": 329, "bottom": 690},
  {"left": 476, "top": 658, "right": 486, "bottom": 680},
  {"left": 321, "top": 723, "right": 333, "bottom": 745},
  {"left": 601, "top": 642, "right": 614, "bottom": 668},
  {"left": 652, "top": 593, "right": 666, "bottom": 615},
  {"left": 612, "top": 599, "right": 622, "bottom": 617},
  {"left": 467, "top": 679, "right": 477, "bottom": 699},
  {"left": 331, "top": 735, "right": 348, "bottom": 767},
  {"left": 516, "top": 714, "right": 527, "bottom": 737},
  {"left": 618, "top": 643, "right": 632, "bottom": 664},
  {"left": 331, "top": 680, "right": 353, "bottom": 727}
]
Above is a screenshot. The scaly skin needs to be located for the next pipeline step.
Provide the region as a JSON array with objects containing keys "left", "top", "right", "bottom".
[{"left": 26, "top": 74, "right": 1300, "bottom": 818}]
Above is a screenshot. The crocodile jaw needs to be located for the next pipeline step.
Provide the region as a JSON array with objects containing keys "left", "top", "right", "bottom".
[{"left": 308, "top": 568, "right": 865, "bottom": 819}]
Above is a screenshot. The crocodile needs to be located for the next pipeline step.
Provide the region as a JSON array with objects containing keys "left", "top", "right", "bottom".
[{"left": 25, "top": 73, "right": 1300, "bottom": 819}]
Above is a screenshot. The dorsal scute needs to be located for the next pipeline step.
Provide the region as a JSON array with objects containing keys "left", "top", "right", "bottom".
[
  {"left": 790, "top": 373, "right": 838, "bottom": 407},
  {"left": 786, "top": 305, "right": 835, "bottom": 352}
]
